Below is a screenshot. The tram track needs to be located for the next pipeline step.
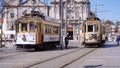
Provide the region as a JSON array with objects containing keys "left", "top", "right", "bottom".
[
  {"left": 60, "top": 48, "right": 97, "bottom": 68},
  {"left": 0, "top": 49, "right": 35, "bottom": 58},
  {"left": 25, "top": 47, "right": 97, "bottom": 68}
]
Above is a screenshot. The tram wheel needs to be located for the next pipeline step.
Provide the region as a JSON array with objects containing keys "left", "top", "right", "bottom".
[{"left": 98, "top": 44, "right": 102, "bottom": 48}]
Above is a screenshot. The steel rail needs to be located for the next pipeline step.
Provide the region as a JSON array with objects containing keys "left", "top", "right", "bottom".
[
  {"left": 60, "top": 48, "right": 97, "bottom": 68},
  {"left": 25, "top": 47, "right": 86, "bottom": 68}
]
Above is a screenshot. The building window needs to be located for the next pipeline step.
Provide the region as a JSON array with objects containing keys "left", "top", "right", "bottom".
[{"left": 10, "top": 13, "right": 14, "bottom": 18}]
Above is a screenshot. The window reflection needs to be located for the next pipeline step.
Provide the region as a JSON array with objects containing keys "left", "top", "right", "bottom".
[
  {"left": 21, "top": 23, "right": 27, "bottom": 31},
  {"left": 94, "top": 24, "right": 99, "bottom": 32},
  {"left": 88, "top": 25, "right": 93, "bottom": 32},
  {"left": 29, "top": 21, "right": 36, "bottom": 32}
]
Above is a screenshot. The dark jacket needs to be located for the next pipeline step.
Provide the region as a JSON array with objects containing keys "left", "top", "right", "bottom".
[
  {"left": 116, "top": 36, "right": 120, "bottom": 41},
  {"left": 65, "top": 36, "right": 69, "bottom": 44}
]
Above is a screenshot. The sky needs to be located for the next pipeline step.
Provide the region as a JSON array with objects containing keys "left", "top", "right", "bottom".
[{"left": 90, "top": 0, "right": 120, "bottom": 23}]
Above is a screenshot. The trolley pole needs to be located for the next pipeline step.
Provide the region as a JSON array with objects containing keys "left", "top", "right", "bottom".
[{"left": 60, "top": 0, "right": 64, "bottom": 49}]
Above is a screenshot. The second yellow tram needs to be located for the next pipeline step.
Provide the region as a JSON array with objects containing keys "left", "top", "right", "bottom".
[{"left": 82, "top": 17, "right": 105, "bottom": 47}]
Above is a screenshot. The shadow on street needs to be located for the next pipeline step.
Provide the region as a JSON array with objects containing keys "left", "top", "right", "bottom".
[
  {"left": 84, "top": 64, "right": 103, "bottom": 68},
  {"left": 104, "top": 41, "right": 119, "bottom": 48}
]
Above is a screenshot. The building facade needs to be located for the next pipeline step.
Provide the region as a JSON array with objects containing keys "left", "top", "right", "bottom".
[
  {"left": 3, "top": 0, "right": 50, "bottom": 40},
  {"left": 3, "top": 0, "right": 90, "bottom": 41},
  {"left": 50, "top": 0, "right": 90, "bottom": 40},
  {"left": 104, "top": 23, "right": 119, "bottom": 41}
]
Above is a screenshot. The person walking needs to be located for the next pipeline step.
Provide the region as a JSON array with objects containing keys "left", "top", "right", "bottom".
[
  {"left": 116, "top": 36, "right": 120, "bottom": 45},
  {"left": 65, "top": 35, "right": 69, "bottom": 49},
  {"left": 105, "top": 36, "right": 108, "bottom": 42}
]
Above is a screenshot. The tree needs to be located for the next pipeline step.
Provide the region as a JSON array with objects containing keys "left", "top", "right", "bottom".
[
  {"left": 116, "top": 21, "right": 120, "bottom": 25},
  {"left": 104, "top": 20, "right": 114, "bottom": 25},
  {"left": 115, "top": 21, "right": 120, "bottom": 33}
]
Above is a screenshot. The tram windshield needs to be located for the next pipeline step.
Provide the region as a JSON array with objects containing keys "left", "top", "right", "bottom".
[
  {"left": 94, "top": 24, "right": 99, "bottom": 32},
  {"left": 16, "top": 20, "right": 28, "bottom": 32},
  {"left": 21, "top": 23, "right": 27, "bottom": 31},
  {"left": 16, "top": 20, "right": 39, "bottom": 32},
  {"left": 29, "top": 21, "right": 36, "bottom": 32},
  {"left": 17, "top": 20, "right": 28, "bottom": 32},
  {"left": 87, "top": 24, "right": 99, "bottom": 32},
  {"left": 88, "top": 25, "right": 93, "bottom": 32}
]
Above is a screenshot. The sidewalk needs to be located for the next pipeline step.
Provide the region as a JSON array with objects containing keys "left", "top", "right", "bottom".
[
  {"left": 0, "top": 43, "right": 16, "bottom": 55},
  {"left": 105, "top": 41, "right": 118, "bottom": 45}
]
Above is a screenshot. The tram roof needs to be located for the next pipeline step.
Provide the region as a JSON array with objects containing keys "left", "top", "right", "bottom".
[
  {"left": 86, "top": 17, "right": 101, "bottom": 21},
  {"left": 85, "top": 17, "right": 105, "bottom": 27},
  {"left": 17, "top": 13, "right": 60, "bottom": 23}
]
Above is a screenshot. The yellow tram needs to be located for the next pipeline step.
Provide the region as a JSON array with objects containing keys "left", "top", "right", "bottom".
[
  {"left": 15, "top": 11, "right": 60, "bottom": 50},
  {"left": 82, "top": 17, "right": 105, "bottom": 47}
]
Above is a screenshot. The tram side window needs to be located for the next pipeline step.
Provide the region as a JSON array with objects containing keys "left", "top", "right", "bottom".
[
  {"left": 56, "top": 27, "right": 59, "bottom": 34},
  {"left": 88, "top": 25, "right": 93, "bottom": 32},
  {"left": 94, "top": 24, "right": 99, "bottom": 32},
  {"left": 29, "top": 22, "right": 36, "bottom": 32},
  {"left": 53, "top": 26, "right": 58, "bottom": 34},
  {"left": 52, "top": 26, "right": 57, "bottom": 34},
  {"left": 48, "top": 25, "right": 50, "bottom": 34},
  {"left": 45, "top": 24, "right": 50, "bottom": 34},
  {"left": 21, "top": 23, "right": 27, "bottom": 31},
  {"left": 50, "top": 25, "right": 52, "bottom": 34}
]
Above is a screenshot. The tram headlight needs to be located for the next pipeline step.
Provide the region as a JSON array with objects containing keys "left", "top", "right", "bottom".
[{"left": 85, "top": 35, "right": 89, "bottom": 41}]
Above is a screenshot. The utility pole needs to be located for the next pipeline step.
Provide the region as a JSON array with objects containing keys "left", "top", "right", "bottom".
[
  {"left": 60, "top": 0, "right": 64, "bottom": 49},
  {"left": 94, "top": 4, "right": 104, "bottom": 16},
  {"left": 80, "top": 0, "right": 84, "bottom": 43},
  {"left": 54, "top": 0, "right": 56, "bottom": 18},
  {"left": 65, "top": 0, "right": 68, "bottom": 37}
]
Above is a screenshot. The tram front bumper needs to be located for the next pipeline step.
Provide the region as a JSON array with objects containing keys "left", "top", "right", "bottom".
[{"left": 85, "top": 41, "right": 100, "bottom": 45}]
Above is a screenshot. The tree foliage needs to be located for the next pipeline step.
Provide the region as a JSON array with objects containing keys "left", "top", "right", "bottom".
[
  {"left": 104, "top": 20, "right": 114, "bottom": 25},
  {"left": 116, "top": 21, "right": 120, "bottom": 25}
]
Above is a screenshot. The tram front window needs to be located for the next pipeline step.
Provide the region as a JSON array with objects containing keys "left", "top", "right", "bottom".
[
  {"left": 88, "top": 25, "right": 93, "bottom": 32},
  {"left": 94, "top": 24, "right": 99, "bottom": 32},
  {"left": 29, "top": 22, "right": 36, "bottom": 32},
  {"left": 21, "top": 23, "right": 27, "bottom": 31}
]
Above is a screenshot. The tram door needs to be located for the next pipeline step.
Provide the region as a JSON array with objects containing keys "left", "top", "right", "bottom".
[{"left": 67, "top": 27, "right": 73, "bottom": 40}]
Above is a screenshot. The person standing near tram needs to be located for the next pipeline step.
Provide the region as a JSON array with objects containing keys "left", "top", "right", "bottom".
[
  {"left": 65, "top": 35, "right": 69, "bottom": 49},
  {"left": 116, "top": 35, "right": 120, "bottom": 45}
]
